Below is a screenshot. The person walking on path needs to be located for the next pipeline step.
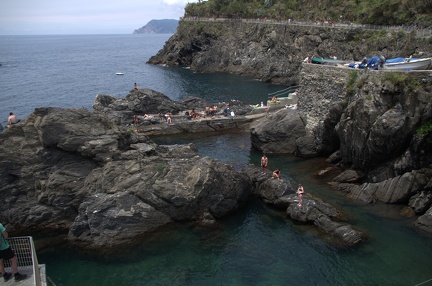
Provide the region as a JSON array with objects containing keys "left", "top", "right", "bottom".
[
  {"left": 0, "top": 223, "right": 27, "bottom": 282},
  {"left": 297, "top": 184, "right": 304, "bottom": 207},
  {"left": 261, "top": 154, "right": 268, "bottom": 173}
]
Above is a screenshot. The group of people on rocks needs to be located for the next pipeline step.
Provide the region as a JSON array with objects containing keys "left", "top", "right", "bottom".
[
  {"left": 157, "top": 112, "right": 172, "bottom": 123},
  {"left": 0, "top": 112, "right": 20, "bottom": 132},
  {"left": 188, "top": 105, "right": 219, "bottom": 120},
  {"left": 261, "top": 154, "right": 305, "bottom": 207}
]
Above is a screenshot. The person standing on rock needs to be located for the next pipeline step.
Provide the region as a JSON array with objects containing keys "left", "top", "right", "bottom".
[
  {"left": 297, "top": 184, "right": 304, "bottom": 207},
  {"left": 134, "top": 83, "right": 138, "bottom": 90},
  {"left": 133, "top": 115, "right": 139, "bottom": 126},
  {"left": 261, "top": 154, "right": 268, "bottom": 173},
  {"left": 0, "top": 223, "right": 27, "bottom": 282}
]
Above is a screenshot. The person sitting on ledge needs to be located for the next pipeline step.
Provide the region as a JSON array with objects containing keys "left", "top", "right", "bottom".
[
  {"left": 7, "top": 112, "right": 19, "bottom": 127},
  {"left": 270, "top": 96, "right": 278, "bottom": 103}
]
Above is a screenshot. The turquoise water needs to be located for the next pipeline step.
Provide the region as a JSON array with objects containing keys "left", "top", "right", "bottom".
[
  {"left": 1, "top": 34, "right": 431, "bottom": 285},
  {"left": 37, "top": 131, "right": 432, "bottom": 286}
]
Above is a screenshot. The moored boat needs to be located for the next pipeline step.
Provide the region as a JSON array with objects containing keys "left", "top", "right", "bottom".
[
  {"left": 383, "top": 57, "right": 432, "bottom": 70},
  {"left": 311, "top": 57, "right": 349, "bottom": 66}
]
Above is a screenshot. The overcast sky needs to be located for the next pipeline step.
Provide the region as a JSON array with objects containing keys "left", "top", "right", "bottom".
[{"left": 0, "top": 0, "right": 198, "bottom": 35}]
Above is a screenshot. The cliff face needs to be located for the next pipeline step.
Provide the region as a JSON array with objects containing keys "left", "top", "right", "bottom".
[
  {"left": 148, "top": 19, "right": 431, "bottom": 85},
  {"left": 299, "top": 65, "right": 432, "bottom": 232},
  {"left": 250, "top": 63, "right": 432, "bottom": 233}
]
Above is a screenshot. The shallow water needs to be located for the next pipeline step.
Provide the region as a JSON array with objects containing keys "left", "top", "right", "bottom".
[{"left": 36, "top": 131, "right": 432, "bottom": 286}]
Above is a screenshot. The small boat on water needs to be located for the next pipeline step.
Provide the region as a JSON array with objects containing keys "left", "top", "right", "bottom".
[
  {"left": 383, "top": 57, "right": 432, "bottom": 70},
  {"left": 116, "top": 72, "right": 124, "bottom": 75}
]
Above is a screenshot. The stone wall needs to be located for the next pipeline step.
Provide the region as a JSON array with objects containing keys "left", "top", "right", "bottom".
[{"left": 298, "top": 63, "right": 351, "bottom": 135}]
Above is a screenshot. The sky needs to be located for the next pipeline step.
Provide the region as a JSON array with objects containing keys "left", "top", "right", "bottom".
[{"left": 0, "top": 0, "right": 199, "bottom": 35}]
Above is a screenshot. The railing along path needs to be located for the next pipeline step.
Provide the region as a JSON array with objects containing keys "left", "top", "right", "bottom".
[{"left": 183, "top": 17, "right": 432, "bottom": 38}]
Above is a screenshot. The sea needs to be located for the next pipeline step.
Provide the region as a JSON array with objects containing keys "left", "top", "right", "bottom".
[{"left": 1, "top": 34, "right": 432, "bottom": 286}]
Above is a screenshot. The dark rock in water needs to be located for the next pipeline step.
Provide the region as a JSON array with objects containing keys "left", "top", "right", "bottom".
[
  {"left": 333, "top": 169, "right": 364, "bottom": 183},
  {"left": 335, "top": 169, "right": 431, "bottom": 205},
  {"left": 0, "top": 107, "right": 251, "bottom": 249},
  {"left": 242, "top": 165, "right": 363, "bottom": 247},
  {"left": 93, "top": 88, "right": 259, "bottom": 132},
  {"left": 295, "top": 135, "right": 318, "bottom": 158},
  {"left": 93, "top": 88, "right": 187, "bottom": 125},
  {"left": 415, "top": 207, "right": 432, "bottom": 233},
  {"left": 409, "top": 191, "right": 432, "bottom": 214},
  {"left": 250, "top": 109, "right": 306, "bottom": 154}
]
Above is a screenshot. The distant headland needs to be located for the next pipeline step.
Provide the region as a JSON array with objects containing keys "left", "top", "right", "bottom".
[{"left": 133, "top": 19, "right": 179, "bottom": 34}]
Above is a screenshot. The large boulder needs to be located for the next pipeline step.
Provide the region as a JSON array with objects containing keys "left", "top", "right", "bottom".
[
  {"left": 250, "top": 109, "right": 306, "bottom": 154},
  {"left": 334, "top": 169, "right": 431, "bottom": 205},
  {"left": 93, "top": 88, "right": 187, "bottom": 125},
  {"left": 0, "top": 107, "right": 251, "bottom": 249},
  {"left": 415, "top": 206, "right": 432, "bottom": 233}
]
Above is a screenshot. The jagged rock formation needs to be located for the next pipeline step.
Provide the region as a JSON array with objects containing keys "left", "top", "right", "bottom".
[
  {"left": 93, "top": 88, "right": 260, "bottom": 135},
  {"left": 243, "top": 166, "right": 363, "bottom": 246},
  {"left": 0, "top": 107, "right": 251, "bottom": 249},
  {"left": 148, "top": 20, "right": 431, "bottom": 85},
  {"left": 251, "top": 63, "right": 432, "bottom": 233},
  {"left": 250, "top": 108, "right": 311, "bottom": 155},
  {"left": 133, "top": 19, "right": 179, "bottom": 34},
  {"left": 0, "top": 89, "right": 365, "bottom": 249}
]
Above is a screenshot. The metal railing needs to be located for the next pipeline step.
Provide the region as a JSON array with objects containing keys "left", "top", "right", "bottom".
[
  {"left": 182, "top": 17, "right": 432, "bottom": 38},
  {"left": 3, "top": 236, "right": 43, "bottom": 286},
  {"left": 268, "top": 85, "right": 301, "bottom": 99}
]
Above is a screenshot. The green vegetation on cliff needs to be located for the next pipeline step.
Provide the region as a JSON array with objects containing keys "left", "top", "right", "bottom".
[{"left": 186, "top": 0, "right": 432, "bottom": 28}]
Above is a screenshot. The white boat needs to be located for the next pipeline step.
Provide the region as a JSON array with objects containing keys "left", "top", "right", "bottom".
[
  {"left": 383, "top": 57, "right": 432, "bottom": 70},
  {"left": 116, "top": 72, "right": 124, "bottom": 75}
]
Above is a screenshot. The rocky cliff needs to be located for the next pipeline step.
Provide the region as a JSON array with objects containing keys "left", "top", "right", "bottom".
[
  {"left": 250, "top": 64, "right": 432, "bottom": 233},
  {"left": 148, "top": 19, "right": 432, "bottom": 85}
]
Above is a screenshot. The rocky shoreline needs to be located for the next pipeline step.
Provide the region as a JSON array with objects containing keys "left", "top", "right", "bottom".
[
  {"left": 1, "top": 59, "right": 432, "bottom": 250},
  {"left": 147, "top": 18, "right": 432, "bottom": 236},
  {"left": 0, "top": 87, "right": 365, "bottom": 250}
]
